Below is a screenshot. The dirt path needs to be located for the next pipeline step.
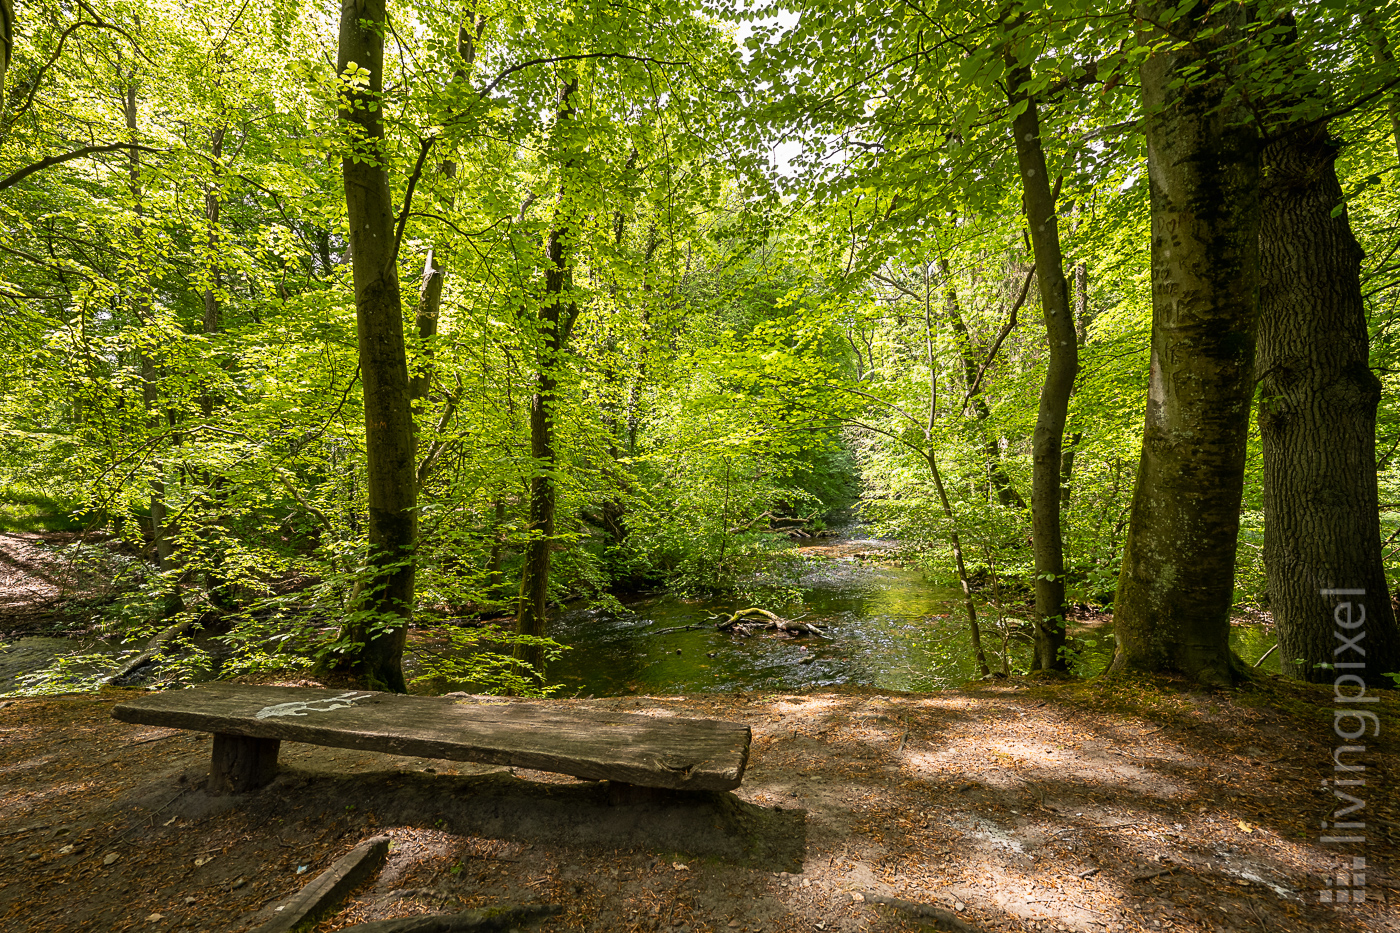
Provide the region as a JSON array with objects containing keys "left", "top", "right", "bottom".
[
  {"left": 0, "top": 676, "right": 1395, "bottom": 933},
  {"left": 0, "top": 531, "right": 127, "bottom": 636}
]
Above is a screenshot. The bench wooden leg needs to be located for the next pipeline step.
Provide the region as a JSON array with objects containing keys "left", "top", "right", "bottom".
[{"left": 209, "top": 733, "right": 280, "bottom": 795}]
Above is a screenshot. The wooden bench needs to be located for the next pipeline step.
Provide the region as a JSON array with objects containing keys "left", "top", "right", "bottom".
[{"left": 112, "top": 684, "right": 751, "bottom": 796}]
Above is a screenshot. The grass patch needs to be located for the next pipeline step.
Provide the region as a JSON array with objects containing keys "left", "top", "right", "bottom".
[{"left": 0, "top": 483, "right": 87, "bottom": 533}]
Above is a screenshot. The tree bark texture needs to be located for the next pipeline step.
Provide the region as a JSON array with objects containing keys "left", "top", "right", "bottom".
[
  {"left": 1259, "top": 121, "right": 1400, "bottom": 682},
  {"left": 335, "top": 0, "right": 417, "bottom": 692},
  {"left": 515, "top": 79, "right": 579, "bottom": 680},
  {"left": 1007, "top": 62, "right": 1079, "bottom": 673},
  {"left": 1111, "top": 2, "right": 1259, "bottom": 683}
]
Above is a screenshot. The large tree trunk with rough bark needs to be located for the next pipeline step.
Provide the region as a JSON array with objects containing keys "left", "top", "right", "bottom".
[
  {"left": 330, "top": 0, "right": 417, "bottom": 692},
  {"left": 1259, "top": 120, "right": 1400, "bottom": 682},
  {"left": 1110, "top": 1, "right": 1259, "bottom": 683},
  {"left": 515, "top": 79, "right": 579, "bottom": 681},
  {"left": 1007, "top": 59, "right": 1078, "bottom": 673}
]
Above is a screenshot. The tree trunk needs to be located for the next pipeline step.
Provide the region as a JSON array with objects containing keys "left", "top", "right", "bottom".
[
  {"left": 331, "top": 0, "right": 417, "bottom": 692},
  {"left": 1060, "top": 262, "right": 1088, "bottom": 503},
  {"left": 1110, "top": 1, "right": 1259, "bottom": 683},
  {"left": 1073, "top": 261, "right": 1089, "bottom": 344},
  {"left": 1259, "top": 124, "right": 1400, "bottom": 682},
  {"left": 920, "top": 275, "right": 988, "bottom": 678},
  {"left": 927, "top": 451, "right": 990, "bottom": 677},
  {"left": 514, "top": 79, "right": 579, "bottom": 681},
  {"left": 0, "top": 0, "right": 12, "bottom": 110},
  {"left": 200, "top": 126, "right": 237, "bottom": 609},
  {"left": 1007, "top": 59, "right": 1078, "bottom": 673}
]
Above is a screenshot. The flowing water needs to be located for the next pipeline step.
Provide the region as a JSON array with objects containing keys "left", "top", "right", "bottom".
[
  {"left": 535, "top": 536, "right": 1282, "bottom": 696},
  {"left": 0, "top": 534, "right": 1282, "bottom": 695}
]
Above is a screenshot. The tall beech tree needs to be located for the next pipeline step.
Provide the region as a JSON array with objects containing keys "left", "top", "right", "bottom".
[
  {"left": 1257, "top": 16, "right": 1400, "bottom": 683},
  {"left": 1111, "top": 0, "right": 1259, "bottom": 682},
  {"left": 328, "top": 0, "right": 418, "bottom": 692}
]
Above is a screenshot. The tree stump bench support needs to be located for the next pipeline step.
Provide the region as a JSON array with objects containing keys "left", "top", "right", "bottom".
[{"left": 112, "top": 684, "right": 751, "bottom": 796}]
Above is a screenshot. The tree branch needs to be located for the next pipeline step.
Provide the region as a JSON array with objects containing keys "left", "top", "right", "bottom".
[
  {"left": 960, "top": 264, "right": 1035, "bottom": 412},
  {"left": 0, "top": 142, "right": 165, "bottom": 190},
  {"left": 477, "top": 53, "right": 685, "bottom": 99}
]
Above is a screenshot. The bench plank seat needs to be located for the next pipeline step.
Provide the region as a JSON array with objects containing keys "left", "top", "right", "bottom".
[{"left": 112, "top": 684, "right": 751, "bottom": 794}]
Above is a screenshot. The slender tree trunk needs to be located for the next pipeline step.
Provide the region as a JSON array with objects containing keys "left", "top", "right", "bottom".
[
  {"left": 201, "top": 127, "right": 225, "bottom": 372},
  {"left": 410, "top": 17, "right": 479, "bottom": 416},
  {"left": 625, "top": 228, "right": 660, "bottom": 456},
  {"left": 1006, "top": 58, "right": 1078, "bottom": 673},
  {"left": 921, "top": 271, "right": 988, "bottom": 677},
  {"left": 1259, "top": 123, "right": 1400, "bottom": 679},
  {"left": 1060, "top": 262, "right": 1088, "bottom": 504},
  {"left": 0, "top": 0, "right": 12, "bottom": 110},
  {"left": 487, "top": 496, "right": 506, "bottom": 590},
  {"left": 1111, "top": 1, "right": 1259, "bottom": 683},
  {"left": 928, "top": 450, "right": 990, "bottom": 677},
  {"left": 514, "top": 79, "right": 579, "bottom": 680},
  {"left": 330, "top": 0, "right": 417, "bottom": 692},
  {"left": 1073, "top": 261, "right": 1089, "bottom": 344},
  {"left": 200, "top": 126, "right": 237, "bottom": 609},
  {"left": 411, "top": 247, "right": 445, "bottom": 408}
]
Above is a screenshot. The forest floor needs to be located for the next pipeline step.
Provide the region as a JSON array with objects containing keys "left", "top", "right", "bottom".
[
  {"left": 2, "top": 532, "right": 1399, "bottom": 933},
  {"left": 1, "top": 675, "right": 1397, "bottom": 933}
]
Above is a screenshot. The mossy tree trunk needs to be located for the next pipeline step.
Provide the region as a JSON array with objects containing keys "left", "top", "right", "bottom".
[
  {"left": 330, "top": 0, "right": 417, "bottom": 692},
  {"left": 1110, "top": 0, "right": 1259, "bottom": 683},
  {"left": 1007, "top": 56, "right": 1078, "bottom": 673}
]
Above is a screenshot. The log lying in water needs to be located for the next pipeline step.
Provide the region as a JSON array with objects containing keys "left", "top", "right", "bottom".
[{"left": 715, "top": 608, "right": 825, "bottom": 637}]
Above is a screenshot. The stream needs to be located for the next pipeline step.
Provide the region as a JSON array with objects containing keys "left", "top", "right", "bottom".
[
  {"left": 464, "top": 534, "right": 1282, "bottom": 696},
  {"left": 1, "top": 534, "right": 1282, "bottom": 695}
]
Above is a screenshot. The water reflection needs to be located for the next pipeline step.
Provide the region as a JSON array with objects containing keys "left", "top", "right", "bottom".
[{"left": 537, "top": 557, "right": 1282, "bottom": 696}]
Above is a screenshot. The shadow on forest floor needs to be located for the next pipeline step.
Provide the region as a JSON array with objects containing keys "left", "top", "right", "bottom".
[{"left": 0, "top": 675, "right": 1395, "bottom": 933}]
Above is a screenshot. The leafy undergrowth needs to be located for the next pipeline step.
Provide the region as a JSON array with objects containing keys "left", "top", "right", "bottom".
[{"left": 0, "top": 677, "right": 1394, "bottom": 933}]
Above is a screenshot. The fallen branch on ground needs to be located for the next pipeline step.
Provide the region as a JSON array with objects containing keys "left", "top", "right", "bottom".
[{"left": 102, "top": 618, "right": 191, "bottom": 684}]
